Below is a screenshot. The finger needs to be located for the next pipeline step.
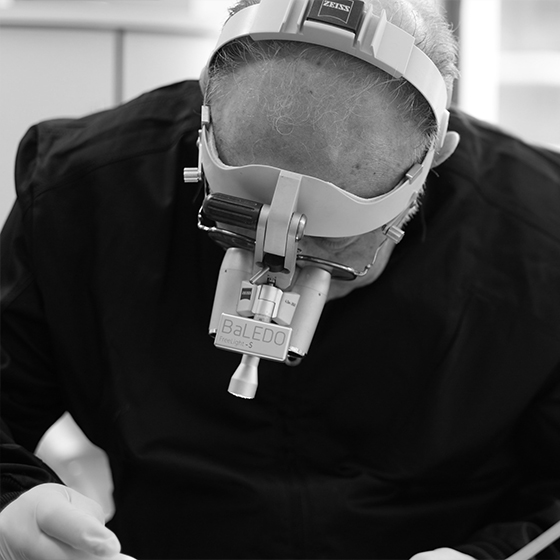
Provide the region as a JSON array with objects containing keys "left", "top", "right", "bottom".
[
  {"left": 24, "top": 532, "right": 115, "bottom": 560},
  {"left": 66, "top": 486, "right": 107, "bottom": 524},
  {"left": 36, "top": 490, "right": 120, "bottom": 557},
  {"left": 21, "top": 531, "right": 133, "bottom": 560}
]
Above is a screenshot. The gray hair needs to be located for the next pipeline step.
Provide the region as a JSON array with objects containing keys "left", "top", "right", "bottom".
[{"left": 207, "top": 0, "right": 459, "bottom": 161}]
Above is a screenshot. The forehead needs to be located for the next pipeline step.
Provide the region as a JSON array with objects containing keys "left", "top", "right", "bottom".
[{"left": 210, "top": 59, "right": 423, "bottom": 198}]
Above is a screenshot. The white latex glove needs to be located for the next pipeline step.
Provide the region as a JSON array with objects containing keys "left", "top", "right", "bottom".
[
  {"left": 0, "top": 483, "right": 135, "bottom": 560},
  {"left": 410, "top": 548, "right": 475, "bottom": 560}
]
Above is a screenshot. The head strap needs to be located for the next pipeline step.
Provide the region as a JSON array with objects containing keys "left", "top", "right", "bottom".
[{"left": 198, "top": 109, "right": 434, "bottom": 237}]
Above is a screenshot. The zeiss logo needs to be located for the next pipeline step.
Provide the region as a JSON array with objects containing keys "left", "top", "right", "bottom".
[{"left": 319, "top": 0, "right": 354, "bottom": 24}]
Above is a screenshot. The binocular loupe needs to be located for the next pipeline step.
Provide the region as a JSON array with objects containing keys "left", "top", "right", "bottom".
[{"left": 200, "top": 172, "right": 333, "bottom": 399}]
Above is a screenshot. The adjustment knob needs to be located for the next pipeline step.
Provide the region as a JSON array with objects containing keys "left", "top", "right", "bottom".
[{"left": 183, "top": 167, "right": 202, "bottom": 183}]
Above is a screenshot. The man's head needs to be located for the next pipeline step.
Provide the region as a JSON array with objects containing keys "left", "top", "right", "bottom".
[{"left": 203, "top": 0, "right": 460, "bottom": 298}]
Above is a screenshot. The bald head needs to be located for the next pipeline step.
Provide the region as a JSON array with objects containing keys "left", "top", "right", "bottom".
[{"left": 210, "top": 51, "right": 425, "bottom": 197}]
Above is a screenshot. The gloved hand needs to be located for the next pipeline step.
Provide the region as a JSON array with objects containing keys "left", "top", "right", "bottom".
[
  {"left": 0, "top": 483, "right": 135, "bottom": 560},
  {"left": 410, "top": 548, "right": 475, "bottom": 560}
]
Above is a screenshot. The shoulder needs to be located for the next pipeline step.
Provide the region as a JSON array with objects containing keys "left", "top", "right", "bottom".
[
  {"left": 14, "top": 80, "right": 203, "bottom": 212},
  {"left": 421, "top": 110, "right": 560, "bottom": 331},
  {"left": 441, "top": 109, "right": 560, "bottom": 244}
]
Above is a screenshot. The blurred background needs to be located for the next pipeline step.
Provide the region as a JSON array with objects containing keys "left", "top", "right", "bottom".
[{"left": 1, "top": 0, "right": 559, "bottom": 520}]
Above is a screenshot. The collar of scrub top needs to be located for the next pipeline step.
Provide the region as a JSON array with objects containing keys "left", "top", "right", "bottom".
[{"left": 196, "top": 0, "right": 452, "bottom": 238}]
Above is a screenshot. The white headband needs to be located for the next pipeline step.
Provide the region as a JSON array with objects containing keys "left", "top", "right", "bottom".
[{"left": 199, "top": 108, "right": 434, "bottom": 237}]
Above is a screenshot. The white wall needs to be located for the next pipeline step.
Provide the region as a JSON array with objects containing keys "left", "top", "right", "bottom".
[
  {"left": 0, "top": 0, "right": 230, "bottom": 228},
  {"left": 0, "top": 27, "right": 116, "bottom": 228},
  {"left": 457, "top": 0, "right": 560, "bottom": 150}
]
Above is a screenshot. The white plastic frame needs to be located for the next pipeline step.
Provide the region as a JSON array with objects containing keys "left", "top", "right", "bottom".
[{"left": 200, "top": 110, "right": 434, "bottom": 237}]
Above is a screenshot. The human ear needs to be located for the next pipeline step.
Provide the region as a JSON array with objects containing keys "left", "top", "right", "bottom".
[{"left": 432, "top": 131, "right": 460, "bottom": 168}]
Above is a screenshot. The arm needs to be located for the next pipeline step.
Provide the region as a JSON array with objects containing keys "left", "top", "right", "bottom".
[
  {"left": 1, "top": 199, "right": 65, "bottom": 505},
  {"left": 0, "top": 141, "right": 130, "bottom": 560}
]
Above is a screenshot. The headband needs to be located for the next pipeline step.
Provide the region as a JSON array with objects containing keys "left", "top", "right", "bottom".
[{"left": 199, "top": 108, "right": 434, "bottom": 237}]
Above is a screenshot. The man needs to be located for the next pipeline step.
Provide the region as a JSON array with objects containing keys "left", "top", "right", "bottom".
[{"left": 1, "top": 0, "right": 559, "bottom": 559}]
